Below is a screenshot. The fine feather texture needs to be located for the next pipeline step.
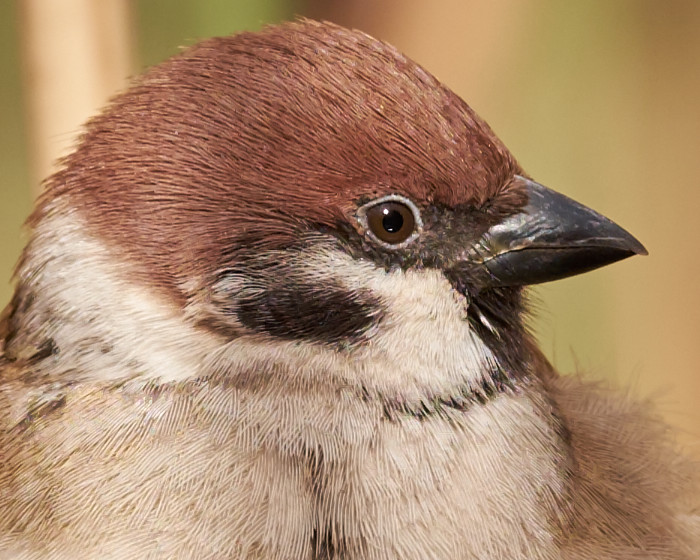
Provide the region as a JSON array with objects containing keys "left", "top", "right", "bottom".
[{"left": 1, "top": 18, "right": 698, "bottom": 560}]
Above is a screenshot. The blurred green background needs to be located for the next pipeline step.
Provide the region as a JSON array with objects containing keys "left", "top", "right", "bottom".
[{"left": 1, "top": 0, "right": 698, "bottom": 453}]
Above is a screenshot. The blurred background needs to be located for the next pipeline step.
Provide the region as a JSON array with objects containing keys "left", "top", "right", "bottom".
[{"left": 1, "top": 0, "right": 698, "bottom": 456}]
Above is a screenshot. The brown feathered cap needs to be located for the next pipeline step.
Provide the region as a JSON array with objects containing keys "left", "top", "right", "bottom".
[{"left": 36, "top": 19, "right": 522, "bottom": 300}]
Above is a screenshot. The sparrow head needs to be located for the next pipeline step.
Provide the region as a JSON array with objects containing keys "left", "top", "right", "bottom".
[{"left": 11, "top": 20, "right": 645, "bottom": 402}]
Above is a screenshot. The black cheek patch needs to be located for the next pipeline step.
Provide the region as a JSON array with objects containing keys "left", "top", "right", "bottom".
[{"left": 215, "top": 264, "right": 385, "bottom": 346}]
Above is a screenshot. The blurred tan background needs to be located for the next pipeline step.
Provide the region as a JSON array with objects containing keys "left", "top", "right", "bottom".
[{"left": 1, "top": 0, "right": 698, "bottom": 456}]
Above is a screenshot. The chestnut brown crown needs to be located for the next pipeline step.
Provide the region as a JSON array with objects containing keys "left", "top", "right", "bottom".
[{"left": 36, "top": 19, "right": 523, "bottom": 301}]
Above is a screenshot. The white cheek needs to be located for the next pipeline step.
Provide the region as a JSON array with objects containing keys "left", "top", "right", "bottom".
[
  {"left": 16, "top": 213, "right": 224, "bottom": 384},
  {"left": 320, "top": 250, "right": 499, "bottom": 398},
  {"left": 19, "top": 217, "right": 495, "bottom": 396},
  {"left": 207, "top": 248, "right": 498, "bottom": 400}
]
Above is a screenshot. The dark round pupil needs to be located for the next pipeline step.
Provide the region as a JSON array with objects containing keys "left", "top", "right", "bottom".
[{"left": 381, "top": 208, "right": 404, "bottom": 233}]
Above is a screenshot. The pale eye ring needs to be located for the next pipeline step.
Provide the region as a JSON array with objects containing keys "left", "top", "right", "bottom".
[{"left": 356, "top": 194, "right": 423, "bottom": 248}]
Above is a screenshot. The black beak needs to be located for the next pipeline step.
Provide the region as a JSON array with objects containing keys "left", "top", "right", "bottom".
[{"left": 467, "top": 176, "right": 647, "bottom": 290}]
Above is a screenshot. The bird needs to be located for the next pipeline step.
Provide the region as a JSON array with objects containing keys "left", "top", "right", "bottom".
[{"left": 0, "top": 18, "right": 697, "bottom": 560}]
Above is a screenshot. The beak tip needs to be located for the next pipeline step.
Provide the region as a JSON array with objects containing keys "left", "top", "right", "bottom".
[
  {"left": 472, "top": 178, "right": 651, "bottom": 288},
  {"left": 619, "top": 232, "right": 648, "bottom": 257}
]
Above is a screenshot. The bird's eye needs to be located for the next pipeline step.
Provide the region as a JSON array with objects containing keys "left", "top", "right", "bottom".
[{"left": 357, "top": 195, "right": 422, "bottom": 247}]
